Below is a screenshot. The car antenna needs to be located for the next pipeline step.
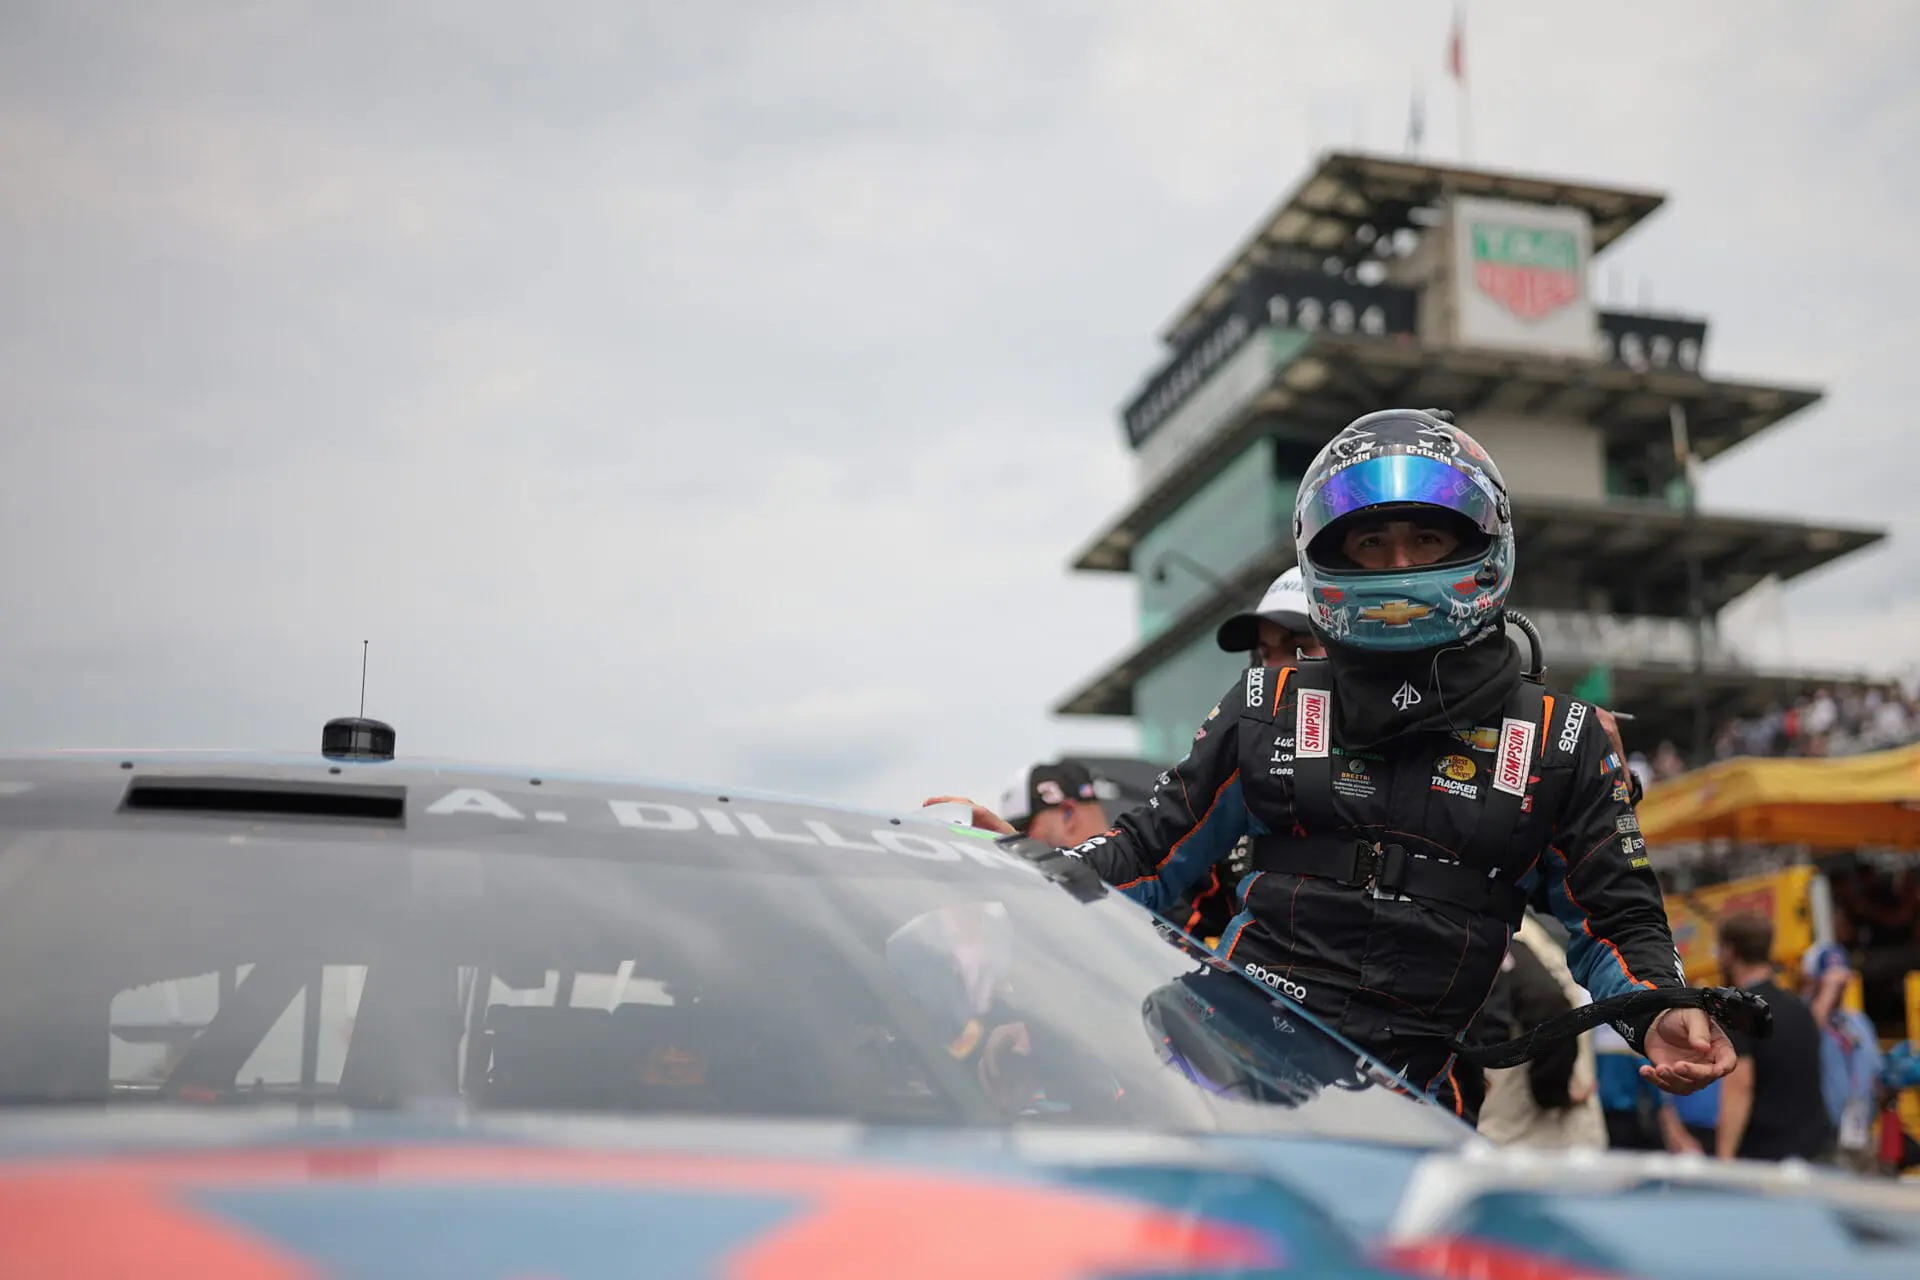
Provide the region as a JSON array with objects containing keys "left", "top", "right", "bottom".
[{"left": 322, "top": 640, "right": 396, "bottom": 762}]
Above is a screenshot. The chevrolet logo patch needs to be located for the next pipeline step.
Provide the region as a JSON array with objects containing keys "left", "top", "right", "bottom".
[{"left": 1359, "top": 599, "right": 1432, "bottom": 626}]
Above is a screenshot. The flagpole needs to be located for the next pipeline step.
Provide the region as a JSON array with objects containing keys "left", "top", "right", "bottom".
[
  {"left": 1672, "top": 402, "right": 1711, "bottom": 766},
  {"left": 1457, "top": 81, "right": 1472, "bottom": 164},
  {"left": 1452, "top": 2, "right": 1472, "bottom": 163}
]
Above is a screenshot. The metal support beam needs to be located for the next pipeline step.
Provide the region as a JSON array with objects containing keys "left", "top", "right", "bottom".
[
  {"left": 1518, "top": 379, "right": 1567, "bottom": 414},
  {"left": 1673, "top": 405, "right": 1712, "bottom": 767}
]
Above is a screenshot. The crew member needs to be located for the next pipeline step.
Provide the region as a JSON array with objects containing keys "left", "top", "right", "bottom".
[
  {"left": 1713, "top": 912, "right": 1834, "bottom": 1161},
  {"left": 938, "top": 409, "right": 1732, "bottom": 1117},
  {"left": 1216, "top": 566, "right": 1325, "bottom": 667},
  {"left": 994, "top": 762, "right": 1108, "bottom": 849},
  {"left": 1181, "top": 568, "right": 1328, "bottom": 941},
  {"left": 1469, "top": 913, "right": 1605, "bottom": 1149}
]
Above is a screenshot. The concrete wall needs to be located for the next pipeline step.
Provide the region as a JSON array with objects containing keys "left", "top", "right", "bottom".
[
  {"left": 1135, "top": 632, "right": 1245, "bottom": 766},
  {"left": 1134, "top": 330, "right": 1284, "bottom": 491},
  {"left": 1461, "top": 412, "right": 1606, "bottom": 504},
  {"left": 1385, "top": 221, "right": 1456, "bottom": 348},
  {"left": 1134, "top": 437, "right": 1288, "bottom": 644}
]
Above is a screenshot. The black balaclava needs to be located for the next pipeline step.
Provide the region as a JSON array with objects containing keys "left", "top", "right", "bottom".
[{"left": 1319, "top": 620, "right": 1522, "bottom": 750}]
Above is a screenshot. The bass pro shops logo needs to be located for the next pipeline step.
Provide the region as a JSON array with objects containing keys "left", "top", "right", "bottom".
[{"left": 1471, "top": 222, "right": 1581, "bottom": 321}]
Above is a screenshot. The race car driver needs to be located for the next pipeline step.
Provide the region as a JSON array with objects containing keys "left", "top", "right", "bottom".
[{"left": 939, "top": 409, "right": 1732, "bottom": 1118}]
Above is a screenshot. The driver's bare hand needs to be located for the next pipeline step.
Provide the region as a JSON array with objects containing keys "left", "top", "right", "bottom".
[
  {"left": 977, "top": 1021, "right": 1033, "bottom": 1103},
  {"left": 1640, "top": 1008, "right": 1736, "bottom": 1094},
  {"left": 922, "top": 796, "right": 1016, "bottom": 836}
]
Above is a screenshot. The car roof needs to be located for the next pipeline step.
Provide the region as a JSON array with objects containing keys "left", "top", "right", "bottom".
[{"left": 0, "top": 749, "right": 985, "bottom": 857}]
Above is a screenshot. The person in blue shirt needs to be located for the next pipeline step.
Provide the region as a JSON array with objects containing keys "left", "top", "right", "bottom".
[{"left": 1593, "top": 1022, "right": 1664, "bottom": 1150}]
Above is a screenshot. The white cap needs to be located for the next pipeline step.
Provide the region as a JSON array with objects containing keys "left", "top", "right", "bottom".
[{"left": 1216, "top": 567, "right": 1312, "bottom": 652}]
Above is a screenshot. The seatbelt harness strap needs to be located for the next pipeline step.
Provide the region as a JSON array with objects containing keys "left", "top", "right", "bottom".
[
  {"left": 1462, "top": 680, "right": 1547, "bottom": 872},
  {"left": 1288, "top": 662, "right": 1338, "bottom": 834}
]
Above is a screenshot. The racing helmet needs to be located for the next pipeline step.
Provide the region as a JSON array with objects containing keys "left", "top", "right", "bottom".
[{"left": 1292, "top": 408, "right": 1514, "bottom": 652}]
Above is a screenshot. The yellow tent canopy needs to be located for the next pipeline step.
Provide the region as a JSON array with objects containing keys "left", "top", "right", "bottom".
[{"left": 1639, "top": 742, "right": 1920, "bottom": 849}]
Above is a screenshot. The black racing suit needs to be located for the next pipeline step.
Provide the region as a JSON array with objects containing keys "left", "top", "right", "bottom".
[{"left": 1068, "top": 659, "right": 1684, "bottom": 1116}]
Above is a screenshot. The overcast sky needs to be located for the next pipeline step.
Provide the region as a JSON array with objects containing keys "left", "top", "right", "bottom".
[{"left": 2, "top": 1, "right": 1916, "bottom": 809}]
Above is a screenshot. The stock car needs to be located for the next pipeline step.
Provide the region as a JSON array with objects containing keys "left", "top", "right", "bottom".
[{"left": 1, "top": 720, "right": 1917, "bottom": 1279}]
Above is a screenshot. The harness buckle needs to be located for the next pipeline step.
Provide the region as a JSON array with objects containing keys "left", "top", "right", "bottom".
[
  {"left": 1342, "top": 841, "right": 1414, "bottom": 899},
  {"left": 1343, "top": 841, "right": 1383, "bottom": 891}
]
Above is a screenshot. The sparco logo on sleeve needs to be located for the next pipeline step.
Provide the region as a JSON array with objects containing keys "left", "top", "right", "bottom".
[
  {"left": 1245, "top": 665, "right": 1266, "bottom": 710},
  {"left": 1297, "top": 689, "right": 1331, "bottom": 758},
  {"left": 1557, "top": 701, "right": 1588, "bottom": 756},
  {"left": 1493, "top": 716, "right": 1535, "bottom": 796}
]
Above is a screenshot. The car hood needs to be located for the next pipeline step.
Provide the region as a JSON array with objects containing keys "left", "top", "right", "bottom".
[
  {"left": 3, "top": 1108, "right": 1919, "bottom": 1280},
  {"left": 0, "top": 1107, "right": 1403, "bottom": 1279}
]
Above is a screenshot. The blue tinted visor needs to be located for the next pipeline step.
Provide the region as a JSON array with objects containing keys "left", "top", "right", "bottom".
[{"left": 1298, "top": 452, "right": 1502, "bottom": 551}]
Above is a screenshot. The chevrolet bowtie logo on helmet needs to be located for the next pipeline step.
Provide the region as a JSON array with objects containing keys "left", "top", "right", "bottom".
[{"left": 1359, "top": 600, "right": 1432, "bottom": 627}]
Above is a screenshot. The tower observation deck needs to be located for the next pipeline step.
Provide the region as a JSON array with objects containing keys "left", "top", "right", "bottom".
[{"left": 1059, "top": 151, "right": 1884, "bottom": 764}]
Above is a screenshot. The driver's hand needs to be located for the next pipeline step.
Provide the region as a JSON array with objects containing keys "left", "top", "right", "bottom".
[
  {"left": 922, "top": 796, "right": 1016, "bottom": 836},
  {"left": 977, "top": 1021, "right": 1034, "bottom": 1104},
  {"left": 1641, "top": 1008, "right": 1736, "bottom": 1094}
]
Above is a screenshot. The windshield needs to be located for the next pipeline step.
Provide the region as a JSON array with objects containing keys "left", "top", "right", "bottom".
[{"left": 0, "top": 775, "right": 1463, "bottom": 1147}]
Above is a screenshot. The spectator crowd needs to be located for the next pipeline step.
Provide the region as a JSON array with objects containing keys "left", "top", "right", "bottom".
[
  {"left": 1711, "top": 683, "right": 1920, "bottom": 763},
  {"left": 1616, "top": 682, "right": 1920, "bottom": 799}
]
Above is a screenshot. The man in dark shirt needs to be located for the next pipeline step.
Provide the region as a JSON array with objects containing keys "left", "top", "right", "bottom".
[{"left": 1714, "top": 911, "right": 1835, "bottom": 1162}]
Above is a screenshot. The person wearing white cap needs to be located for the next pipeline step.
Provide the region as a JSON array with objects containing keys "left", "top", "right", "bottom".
[
  {"left": 1215, "top": 567, "right": 1325, "bottom": 665},
  {"left": 1177, "top": 570, "right": 1324, "bottom": 944}
]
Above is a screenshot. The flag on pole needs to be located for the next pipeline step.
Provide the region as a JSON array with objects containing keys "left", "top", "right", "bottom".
[
  {"left": 1406, "top": 87, "right": 1426, "bottom": 154},
  {"left": 1447, "top": 8, "right": 1465, "bottom": 82}
]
